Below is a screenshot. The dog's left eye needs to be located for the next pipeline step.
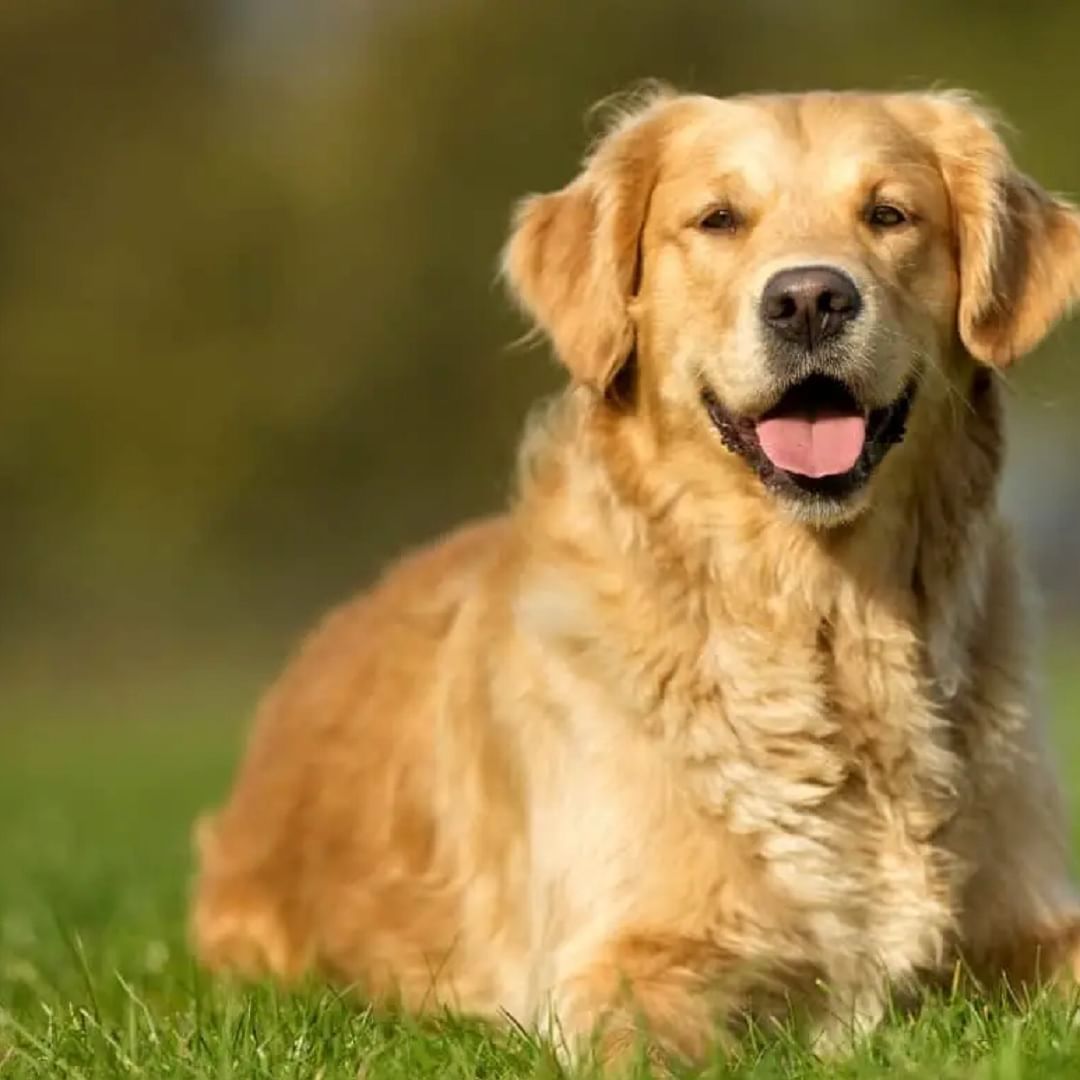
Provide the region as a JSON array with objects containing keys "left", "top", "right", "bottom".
[
  {"left": 867, "top": 203, "right": 908, "bottom": 228},
  {"left": 699, "top": 207, "right": 739, "bottom": 233}
]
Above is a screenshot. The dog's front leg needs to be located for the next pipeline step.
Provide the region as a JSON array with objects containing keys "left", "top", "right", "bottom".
[
  {"left": 956, "top": 717, "right": 1080, "bottom": 993},
  {"left": 540, "top": 932, "right": 739, "bottom": 1072}
]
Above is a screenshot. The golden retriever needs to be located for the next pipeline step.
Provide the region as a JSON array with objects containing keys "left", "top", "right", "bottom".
[{"left": 191, "top": 88, "right": 1080, "bottom": 1065}]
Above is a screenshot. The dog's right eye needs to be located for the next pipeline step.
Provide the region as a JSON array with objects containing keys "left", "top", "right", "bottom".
[
  {"left": 699, "top": 207, "right": 739, "bottom": 233},
  {"left": 867, "top": 203, "right": 908, "bottom": 228}
]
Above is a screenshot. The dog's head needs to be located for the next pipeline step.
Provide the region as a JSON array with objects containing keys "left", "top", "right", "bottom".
[{"left": 504, "top": 90, "right": 1080, "bottom": 526}]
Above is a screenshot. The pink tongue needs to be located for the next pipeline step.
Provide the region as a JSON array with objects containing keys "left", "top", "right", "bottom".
[{"left": 755, "top": 414, "right": 867, "bottom": 478}]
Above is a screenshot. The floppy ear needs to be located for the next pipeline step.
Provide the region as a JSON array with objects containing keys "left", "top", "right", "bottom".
[
  {"left": 930, "top": 95, "right": 1080, "bottom": 366},
  {"left": 502, "top": 101, "right": 668, "bottom": 391}
]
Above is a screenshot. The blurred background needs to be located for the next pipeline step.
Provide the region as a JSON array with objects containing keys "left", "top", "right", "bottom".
[{"left": 3, "top": 0, "right": 1079, "bottom": 718}]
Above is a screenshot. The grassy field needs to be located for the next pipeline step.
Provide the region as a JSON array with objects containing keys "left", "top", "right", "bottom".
[{"left": 3, "top": 648, "right": 1080, "bottom": 1079}]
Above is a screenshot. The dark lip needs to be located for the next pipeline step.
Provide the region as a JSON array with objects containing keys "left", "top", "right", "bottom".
[{"left": 701, "top": 373, "right": 917, "bottom": 502}]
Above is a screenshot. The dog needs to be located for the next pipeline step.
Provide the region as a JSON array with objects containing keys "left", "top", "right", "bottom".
[{"left": 191, "top": 88, "right": 1080, "bottom": 1066}]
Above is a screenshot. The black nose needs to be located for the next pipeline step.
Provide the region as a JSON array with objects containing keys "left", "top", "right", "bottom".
[{"left": 760, "top": 266, "right": 861, "bottom": 350}]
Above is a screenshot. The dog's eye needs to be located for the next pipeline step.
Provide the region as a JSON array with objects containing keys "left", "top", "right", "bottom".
[
  {"left": 867, "top": 203, "right": 908, "bottom": 228},
  {"left": 699, "top": 207, "right": 738, "bottom": 233}
]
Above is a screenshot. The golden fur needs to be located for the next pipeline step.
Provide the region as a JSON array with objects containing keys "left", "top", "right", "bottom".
[{"left": 191, "top": 90, "right": 1080, "bottom": 1065}]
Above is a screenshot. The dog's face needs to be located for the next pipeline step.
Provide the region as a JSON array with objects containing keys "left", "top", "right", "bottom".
[{"left": 505, "top": 91, "right": 1080, "bottom": 525}]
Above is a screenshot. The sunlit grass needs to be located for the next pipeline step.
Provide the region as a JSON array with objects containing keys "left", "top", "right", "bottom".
[{"left": 1, "top": 646, "right": 1079, "bottom": 1078}]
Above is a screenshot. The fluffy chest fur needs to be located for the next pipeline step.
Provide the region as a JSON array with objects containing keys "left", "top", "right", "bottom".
[
  {"left": 523, "top": 554, "right": 966, "bottom": 1003},
  {"left": 513, "top": 395, "right": 994, "bottom": 1015},
  {"left": 690, "top": 591, "right": 965, "bottom": 992}
]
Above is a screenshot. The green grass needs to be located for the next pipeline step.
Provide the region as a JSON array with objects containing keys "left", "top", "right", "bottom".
[{"left": 2, "top": 650, "right": 1080, "bottom": 1079}]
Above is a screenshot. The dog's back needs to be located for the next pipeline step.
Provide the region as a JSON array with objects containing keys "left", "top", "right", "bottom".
[{"left": 191, "top": 516, "right": 515, "bottom": 1004}]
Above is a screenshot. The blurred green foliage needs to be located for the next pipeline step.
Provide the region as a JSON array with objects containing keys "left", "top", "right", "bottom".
[{"left": 2, "top": 0, "right": 1079, "bottom": 681}]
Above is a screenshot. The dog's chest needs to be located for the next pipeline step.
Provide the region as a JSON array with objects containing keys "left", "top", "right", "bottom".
[{"left": 676, "top": 607, "right": 965, "bottom": 986}]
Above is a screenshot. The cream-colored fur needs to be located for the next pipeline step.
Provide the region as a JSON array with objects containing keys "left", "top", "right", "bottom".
[{"left": 191, "top": 90, "right": 1080, "bottom": 1067}]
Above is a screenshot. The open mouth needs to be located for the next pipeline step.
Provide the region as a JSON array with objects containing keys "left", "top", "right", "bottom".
[{"left": 702, "top": 374, "right": 916, "bottom": 502}]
